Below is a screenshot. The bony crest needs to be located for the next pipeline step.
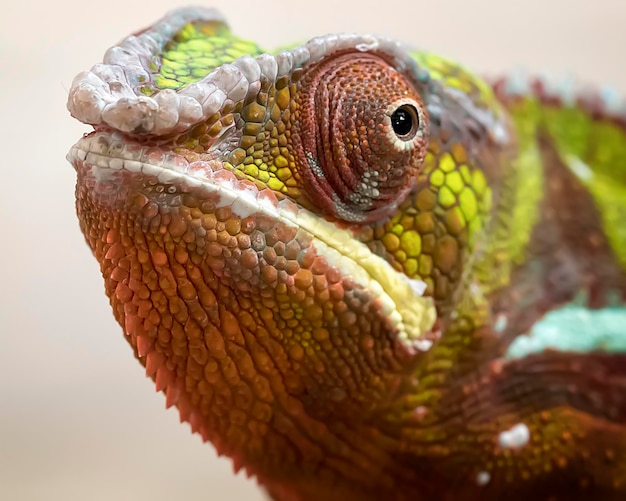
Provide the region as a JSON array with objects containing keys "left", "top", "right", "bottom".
[{"left": 67, "top": 7, "right": 438, "bottom": 225}]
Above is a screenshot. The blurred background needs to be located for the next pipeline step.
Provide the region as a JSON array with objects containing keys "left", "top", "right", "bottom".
[{"left": 1, "top": 0, "right": 624, "bottom": 499}]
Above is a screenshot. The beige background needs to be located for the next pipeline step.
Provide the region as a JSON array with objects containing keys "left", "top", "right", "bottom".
[{"left": 1, "top": 1, "right": 624, "bottom": 500}]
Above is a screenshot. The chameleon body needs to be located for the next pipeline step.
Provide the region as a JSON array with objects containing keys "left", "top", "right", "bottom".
[{"left": 67, "top": 7, "right": 626, "bottom": 500}]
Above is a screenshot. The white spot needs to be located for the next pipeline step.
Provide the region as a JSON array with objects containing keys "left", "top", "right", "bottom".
[
  {"left": 469, "top": 281, "right": 481, "bottom": 296},
  {"left": 491, "top": 121, "right": 510, "bottom": 145},
  {"left": 566, "top": 155, "right": 593, "bottom": 181},
  {"left": 498, "top": 422, "right": 530, "bottom": 449},
  {"left": 476, "top": 471, "right": 491, "bottom": 486},
  {"left": 413, "top": 406, "right": 428, "bottom": 419},
  {"left": 412, "top": 338, "right": 433, "bottom": 352},
  {"left": 494, "top": 314, "right": 508, "bottom": 334},
  {"left": 406, "top": 278, "right": 427, "bottom": 296}
]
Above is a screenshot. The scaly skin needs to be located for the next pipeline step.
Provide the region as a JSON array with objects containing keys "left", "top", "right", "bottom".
[{"left": 67, "top": 7, "right": 626, "bottom": 500}]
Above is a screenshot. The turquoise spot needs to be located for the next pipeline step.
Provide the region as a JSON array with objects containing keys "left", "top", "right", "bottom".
[
  {"left": 494, "top": 314, "right": 508, "bottom": 334},
  {"left": 506, "top": 305, "right": 626, "bottom": 359}
]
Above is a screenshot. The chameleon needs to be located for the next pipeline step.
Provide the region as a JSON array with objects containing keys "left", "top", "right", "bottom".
[{"left": 66, "top": 6, "right": 626, "bottom": 500}]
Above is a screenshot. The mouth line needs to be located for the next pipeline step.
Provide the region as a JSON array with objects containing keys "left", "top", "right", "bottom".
[{"left": 69, "top": 131, "right": 437, "bottom": 350}]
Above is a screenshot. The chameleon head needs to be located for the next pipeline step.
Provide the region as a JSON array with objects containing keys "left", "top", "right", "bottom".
[{"left": 67, "top": 7, "right": 436, "bottom": 489}]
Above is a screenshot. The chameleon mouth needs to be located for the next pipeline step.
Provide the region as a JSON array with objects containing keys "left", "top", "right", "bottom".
[{"left": 68, "top": 131, "right": 437, "bottom": 350}]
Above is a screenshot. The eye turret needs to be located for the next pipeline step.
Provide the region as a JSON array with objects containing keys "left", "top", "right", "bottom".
[{"left": 293, "top": 52, "right": 429, "bottom": 223}]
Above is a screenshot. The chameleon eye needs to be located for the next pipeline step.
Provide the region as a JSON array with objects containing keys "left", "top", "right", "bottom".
[
  {"left": 385, "top": 99, "right": 425, "bottom": 152},
  {"left": 390, "top": 104, "right": 419, "bottom": 139},
  {"left": 294, "top": 53, "right": 429, "bottom": 224}
]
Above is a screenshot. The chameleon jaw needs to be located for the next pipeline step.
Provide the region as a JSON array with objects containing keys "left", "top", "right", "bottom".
[{"left": 68, "top": 130, "right": 437, "bottom": 352}]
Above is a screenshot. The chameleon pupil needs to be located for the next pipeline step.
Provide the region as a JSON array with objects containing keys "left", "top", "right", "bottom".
[{"left": 391, "top": 105, "right": 418, "bottom": 138}]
